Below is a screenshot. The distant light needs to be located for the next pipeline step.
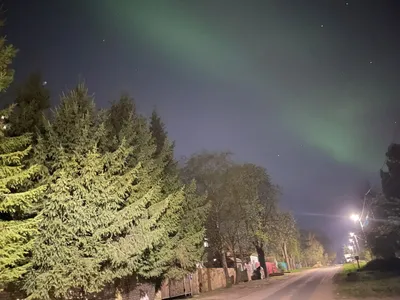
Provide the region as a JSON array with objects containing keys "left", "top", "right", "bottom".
[
  {"left": 350, "top": 214, "right": 360, "bottom": 222},
  {"left": 369, "top": 61, "right": 373, "bottom": 64},
  {"left": 43, "top": 81, "right": 47, "bottom": 86},
  {"left": 1, "top": 115, "right": 4, "bottom": 119},
  {"left": 320, "top": 24, "right": 324, "bottom": 28},
  {"left": 346, "top": 2, "right": 349, "bottom": 5}
]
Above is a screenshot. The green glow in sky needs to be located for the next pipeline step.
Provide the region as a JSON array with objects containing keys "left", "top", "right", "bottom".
[
  {"left": 286, "top": 95, "right": 382, "bottom": 170},
  {"left": 96, "top": 1, "right": 389, "bottom": 171}
]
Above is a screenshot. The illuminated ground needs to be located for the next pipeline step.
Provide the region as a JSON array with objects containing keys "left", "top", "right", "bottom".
[{"left": 196, "top": 267, "right": 340, "bottom": 300}]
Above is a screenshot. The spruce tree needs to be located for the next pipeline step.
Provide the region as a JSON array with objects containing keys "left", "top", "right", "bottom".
[
  {"left": 167, "top": 181, "right": 208, "bottom": 278},
  {"left": 103, "top": 100, "right": 185, "bottom": 280},
  {"left": 149, "top": 110, "right": 208, "bottom": 279},
  {"left": 149, "top": 110, "right": 180, "bottom": 192},
  {"left": 0, "top": 21, "right": 44, "bottom": 290},
  {"left": 9, "top": 72, "right": 50, "bottom": 137},
  {"left": 0, "top": 106, "right": 45, "bottom": 289},
  {"left": 0, "top": 22, "right": 17, "bottom": 92},
  {"left": 26, "top": 88, "right": 183, "bottom": 299},
  {"left": 25, "top": 85, "right": 134, "bottom": 299}
]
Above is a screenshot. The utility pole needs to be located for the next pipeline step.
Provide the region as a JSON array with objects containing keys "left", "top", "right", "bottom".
[{"left": 350, "top": 233, "right": 361, "bottom": 253}]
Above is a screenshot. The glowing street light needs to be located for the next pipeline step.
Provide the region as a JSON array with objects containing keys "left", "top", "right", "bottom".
[
  {"left": 350, "top": 213, "right": 365, "bottom": 233},
  {"left": 350, "top": 214, "right": 360, "bottom": 222}
]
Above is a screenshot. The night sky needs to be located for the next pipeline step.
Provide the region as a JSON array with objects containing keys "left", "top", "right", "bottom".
[{"left": 3, "top": 0, "right": 400, "bottom": 249}]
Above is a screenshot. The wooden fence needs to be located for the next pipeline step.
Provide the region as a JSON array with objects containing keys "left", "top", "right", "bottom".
[
  {"left": 0, "top": 268, "right": 240, "bottom": 300},
  {"left": 160, "top": 268, "right": 237, "bottom": 299}
]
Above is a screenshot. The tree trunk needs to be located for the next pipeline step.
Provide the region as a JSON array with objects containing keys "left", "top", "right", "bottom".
[
  {"left": 282, "top": 242, "right": 291, "bottom": 271},
  {"left": 238, "top": 242, "right": 245, "bottom": 265},
  {"left": 233, "top": 250, "right": 239, "bottom": 284},
  {"left": 238, "top": 242, "right": 248, "bottom": 282},
  {"left": 256, "top": 246, "right": 268, "bottom": 278},
  {"left": 290, "top": 257, "right": 296, "bottom": 270},
  {"left": 221, "top": 249, "right": 232, "bottom": 287}
]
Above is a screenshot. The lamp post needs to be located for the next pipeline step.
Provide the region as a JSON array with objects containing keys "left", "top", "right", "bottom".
[
  {"left": 350, "top": 213, "right": 369, "bottom": 249},
  {"left": 350, "top": 213, "right": 365, "bottom": 232},
  {"left": 349, "top": 238, "right": 359, "bottom": 254},
  {"left": 349, "top": 232, "right": 361, "bottom": 253}
]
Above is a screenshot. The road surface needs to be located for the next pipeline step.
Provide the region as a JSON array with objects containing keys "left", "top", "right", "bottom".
[
  {"left": 260, "top": 266, "right": 339, "bottom": 300},
  {"left": 197, "top": 266, "right": 340, "bottom": 300}
]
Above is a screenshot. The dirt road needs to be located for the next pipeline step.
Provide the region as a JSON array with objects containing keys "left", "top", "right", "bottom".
[{"left": 196, "top": 266, "right": 340, "bottom": 300}]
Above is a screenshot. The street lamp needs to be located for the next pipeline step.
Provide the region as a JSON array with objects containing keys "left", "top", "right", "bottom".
[
  {"left": 350, "top": 213, "right": 365, "bottom": 232},
  {"left": 350, "top": 214, "right": 360, "bottom": 222}
]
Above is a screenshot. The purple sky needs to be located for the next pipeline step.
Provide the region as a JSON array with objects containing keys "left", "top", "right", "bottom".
[{"left": 4, "top": 0, "right": 400, "bottom": 250}]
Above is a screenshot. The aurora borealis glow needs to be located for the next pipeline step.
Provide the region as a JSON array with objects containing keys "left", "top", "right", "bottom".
[
  {"left": 5, "top": 0, "right": 400, "bottom": 245},
  {"left": 94, "top": 0, "right": 397, "bottom": 170}
]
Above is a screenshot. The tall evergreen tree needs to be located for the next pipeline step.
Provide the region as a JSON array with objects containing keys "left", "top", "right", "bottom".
[
  {"left": 103, "top": 99, "right": 185, "bottom": 281},
  {"left": 365, "top": 143, "right": 400, "bottom": 258},
  {"left": 26, "top": 90, "right": 185, "bottom": 299},
  {"left": 168, "top": 181, "right": 208, "bottom": 278},
  {"left": 149, "top": 110, "right": 208, "bottom": 279},
  {"left": 24, "top": 85, "right": 109, "bottom": 299},
  {"left": 0, "top": 106, "right": 45, "bottom": 289},
  {"left": 0, "top": 22, "right": 45, "bottom": 290},
  {"left": 8, "top": 72, "right": 50, "bottom": 137},
  {"left": 0, "top": 21, "right": 17, "bottom": 92}
]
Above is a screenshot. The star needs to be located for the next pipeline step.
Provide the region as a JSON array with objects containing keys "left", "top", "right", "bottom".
[
  {"left": 102, "top": 39, "right": 106, "bottom": 42},
  {"left": 345, "top": 2, "right": 349, "bottom": 5},
  {"left": 369, "top": 61, "right": 373, "bottom": 64},
  {"left": 320, "top": 24, "right": 324, "bottom": 28},
  {"left": 42, "top": 81, "right": 47, "bottom": 86}
]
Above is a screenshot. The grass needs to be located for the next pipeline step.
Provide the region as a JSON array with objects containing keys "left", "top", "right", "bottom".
[
  {"left": 334, "top": 262, "right": 400, "bottom": 298},
  {"left": 343, "top": 261, "right": 367, "bottom": 273}
]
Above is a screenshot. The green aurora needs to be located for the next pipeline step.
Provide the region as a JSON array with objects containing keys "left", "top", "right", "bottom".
[{"left": 93, "top": 1, "right": 391, "bottom": 172}]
